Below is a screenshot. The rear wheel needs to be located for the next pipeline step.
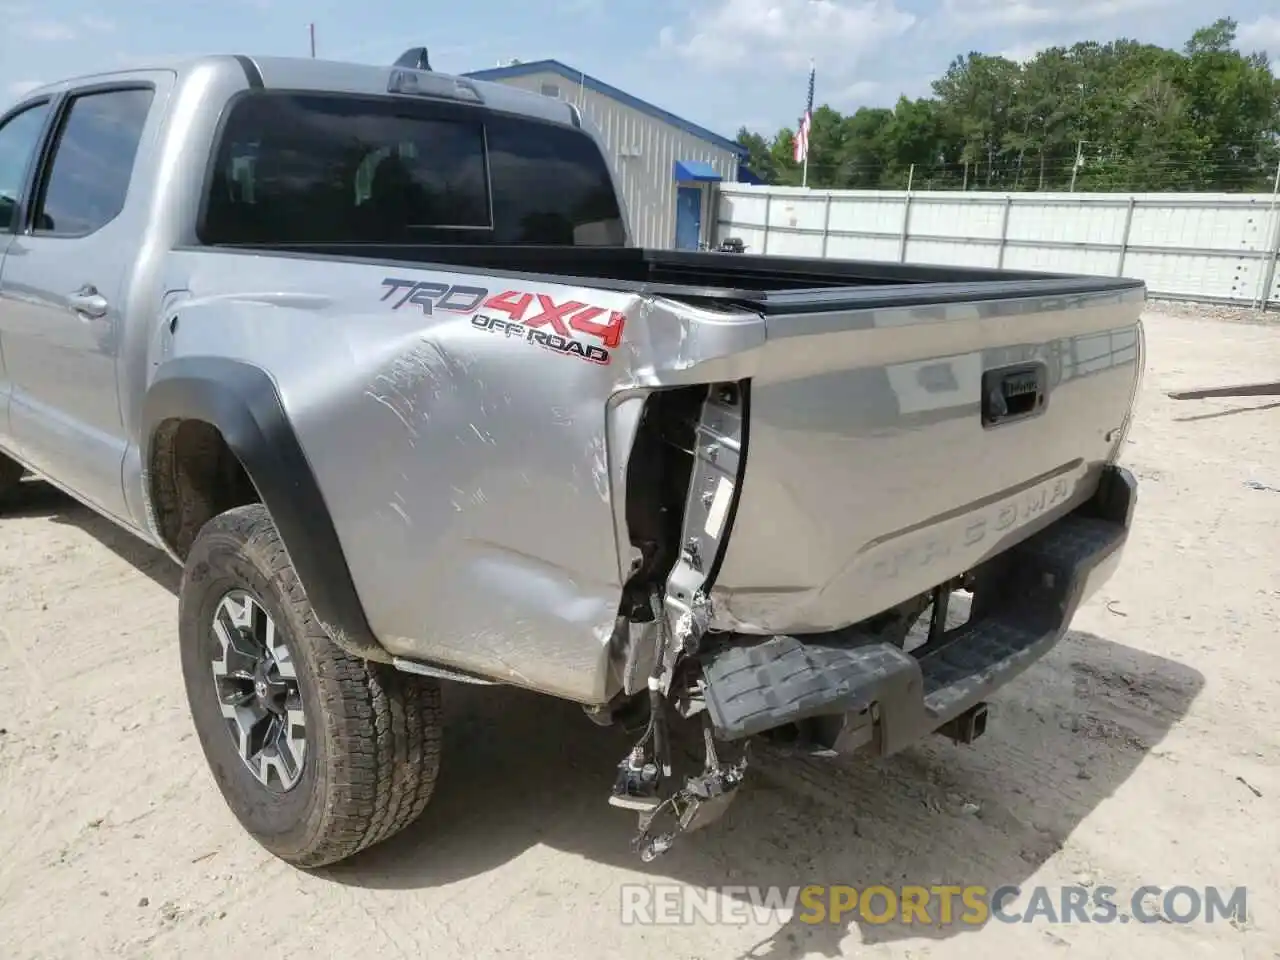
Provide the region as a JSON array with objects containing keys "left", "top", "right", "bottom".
[{"left": 179, "top": 503, "right": 443, "bottom": 867}]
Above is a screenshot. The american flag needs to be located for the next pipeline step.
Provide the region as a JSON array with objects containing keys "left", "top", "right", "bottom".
[{"left": 792, "top": 62, "right": 816, "bottom": 164}]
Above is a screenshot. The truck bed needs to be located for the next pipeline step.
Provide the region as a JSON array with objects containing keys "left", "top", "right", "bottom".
[
  {"left": 219, "top": 243, "right": 1144, "bottom": 311},
  {"left": 171, "top": 240, "right": 1144, "bottom": 702}
]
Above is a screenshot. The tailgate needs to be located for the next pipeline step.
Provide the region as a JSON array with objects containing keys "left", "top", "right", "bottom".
[{"left": 708, "top": 281, "right": 1145, "bottom": 635}]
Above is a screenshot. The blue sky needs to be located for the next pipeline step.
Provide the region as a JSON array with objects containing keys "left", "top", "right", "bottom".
[{"left": 3, "top": 1, "right": 1278, "bottom": 138}]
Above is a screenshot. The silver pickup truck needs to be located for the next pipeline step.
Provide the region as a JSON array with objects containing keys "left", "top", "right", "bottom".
[{"left": 0, "top": 51, "right": 1144, "bottom": 867}]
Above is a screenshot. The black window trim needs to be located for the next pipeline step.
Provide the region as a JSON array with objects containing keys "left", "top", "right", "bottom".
[
  {"left": 194, "top": 87, "right": 620, "bottom": 248},
  {"left": 26, "top": 80, "right": 157, "bottom": 241},
  {"left": 0, "top": 95, "right": 61, "bottom": 236}
]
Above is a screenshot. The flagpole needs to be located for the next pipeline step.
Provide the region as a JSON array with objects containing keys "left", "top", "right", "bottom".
[
  {"left": 802, "top": 59, "right": 814, "bottom": 188},
  {"left": 791, "top": 59, "right": 816, "bottom": 187}
]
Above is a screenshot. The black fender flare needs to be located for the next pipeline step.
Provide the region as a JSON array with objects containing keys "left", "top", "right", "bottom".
[{"left": 141, "top": 356, "right": 389, "bottom": 662}]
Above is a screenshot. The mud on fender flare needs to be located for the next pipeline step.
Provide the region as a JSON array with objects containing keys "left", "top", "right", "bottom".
[{"left": 141, "top": 356, "right": 390, "bottom": 663}]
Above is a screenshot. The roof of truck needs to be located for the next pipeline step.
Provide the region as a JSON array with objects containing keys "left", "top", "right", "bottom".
[{"left": 10, "top": 54, "right": 581, "bottom": 130}]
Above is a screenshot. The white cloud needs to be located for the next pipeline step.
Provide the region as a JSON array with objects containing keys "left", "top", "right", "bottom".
[
  {"left": 18, "top": 19, "right": 77, "bottom": 41},
  {"left": 80, "top": 15, "right": 116, "bottom": 33},
  {"left": 941, "top": 0, "right": 1166, "bottom": 27},
  {"left": 1239, "top": 16, "right": 1280, "bottom": 55},
  {"left": 998, "top": 40, "right": 1052, "bottom": 63},
  {"left": 833, "top": 79, "right": 883, "bottom": 105},
  {"left": 658, "top": 0, "right": 917, "bottom": 74}
]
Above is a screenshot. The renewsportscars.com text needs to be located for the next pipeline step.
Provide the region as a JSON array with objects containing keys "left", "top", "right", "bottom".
[{"left": 619, "top": 883, "right": 1248, "bottom": 927}]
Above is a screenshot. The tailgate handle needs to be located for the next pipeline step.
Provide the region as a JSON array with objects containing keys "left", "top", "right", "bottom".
[{"left": 982, "top": 363, "right": 1047, "bottom": 426}]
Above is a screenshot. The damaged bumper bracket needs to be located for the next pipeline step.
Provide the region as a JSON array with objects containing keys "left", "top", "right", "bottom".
[
  {"left": 610, "top": 382, "right": 751, "bottom": 850},
  {"left": 659, "top": 382, "right": 746, "bottom": 686},
  {"left": 699, "top": 465, "right": 1138, "bottom": 757}
]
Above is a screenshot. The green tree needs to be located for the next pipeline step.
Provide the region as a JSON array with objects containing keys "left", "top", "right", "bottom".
[
  {"left": 841, "top": 107, "right": 894, "bottom": 188},
  {"left": 735, "top": 128, "right": 776, "bottom": 183},
  {"left": 768, "top": 126, "right": 801, "bottom": 185},
  {"left": 1007, "top": 47, "right": 1083, "bottom": 189},
  {"left": 1178, "top": 18, "right": 1280, "bottom": 189},
  {"left": 931, "top": 53, "right": 1023, "bottom": 188},
  {"left": 880, "top": 97, "right": 954, "bottom": 188},
  {"left": 737, "top": 19, "right": 1280, "bottom": 193}
]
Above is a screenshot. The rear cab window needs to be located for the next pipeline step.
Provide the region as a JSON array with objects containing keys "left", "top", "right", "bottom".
[{"left": 199, "top": 92, "right": 626, "bottom": 247}]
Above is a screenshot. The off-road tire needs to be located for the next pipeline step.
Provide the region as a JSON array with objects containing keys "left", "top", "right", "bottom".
[{"left": 179, "top": 502, "right": 443, "bottom": 868}]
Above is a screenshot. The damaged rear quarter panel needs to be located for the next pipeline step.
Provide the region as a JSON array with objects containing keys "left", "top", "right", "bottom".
[{"left": 164, "top": 250, "right": 765, "bottom": 704}]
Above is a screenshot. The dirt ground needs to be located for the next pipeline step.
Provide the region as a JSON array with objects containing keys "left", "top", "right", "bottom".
[{"left": 0, "top": 308, "right": 1277, "bottom": 959}]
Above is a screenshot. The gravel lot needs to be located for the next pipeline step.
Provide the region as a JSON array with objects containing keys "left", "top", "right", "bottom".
[{"left": 0, "top": 308, "right": 1276, "bottom": 959}]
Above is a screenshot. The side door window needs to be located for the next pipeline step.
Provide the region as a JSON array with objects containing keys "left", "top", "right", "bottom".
[
  {"left": 30, "top": 87, "right": 153, "bottom": 236},
  {"left": 0, "top": 100, "right": 53, "bottom": 233}
]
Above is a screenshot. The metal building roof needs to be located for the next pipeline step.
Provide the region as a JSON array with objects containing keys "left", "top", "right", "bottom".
[{"left": 462, "top": 59, "right": 748, "bottom": 158}]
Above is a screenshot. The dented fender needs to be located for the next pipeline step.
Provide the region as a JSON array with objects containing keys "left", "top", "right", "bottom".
[
  {"left": 141, "top": 356, "right": 390, "bottom": 662},
  {"left": 146, "top": 252, "right": 768, "bottom": 705}
]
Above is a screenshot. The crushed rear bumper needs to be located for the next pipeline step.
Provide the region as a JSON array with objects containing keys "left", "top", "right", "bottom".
[{"left": 698, "top": 464, "right": 1137, "bottom": 757}]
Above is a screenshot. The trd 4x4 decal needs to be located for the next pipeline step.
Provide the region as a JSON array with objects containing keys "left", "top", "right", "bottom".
[{"left": 381, "top": 278, "right": 626, "bottom": 366}]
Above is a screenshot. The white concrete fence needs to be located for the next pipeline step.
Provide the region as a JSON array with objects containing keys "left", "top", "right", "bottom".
[{"left": 713, "top": 184, "right": 1280, "bottom": 309}]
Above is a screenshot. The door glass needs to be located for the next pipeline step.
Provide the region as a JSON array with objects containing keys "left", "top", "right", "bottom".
[
  {"left": 33, "top": 88, "right": 153, "bottom": 236},
  {"left": 0, "top": 101, "right": 51, "bottom": 231}
]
